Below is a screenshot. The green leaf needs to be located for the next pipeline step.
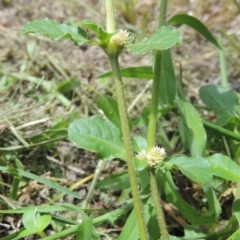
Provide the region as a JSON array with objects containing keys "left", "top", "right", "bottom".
[
  {"left": 0, "top": 166, "right": 81, "bottom": 199},
  {"left": 0, "top": 202, "right": 81, "bottom": 214},
  {"left": 36, "top": 215, "right": 52, "bottom": 232},
  {"left": 68, "top": 116, "right": 125, "bottom": 161},
  {"left": 21, "top": 18, "right": 93, "bottom": 46},
  {"left": 206, "top": 153, "right": 240, "bottom": 182},
  {"left": 97, "top": 171, "right": 130, "bottom": 190},
  {"left": 184, "top": 225, "right": 205, "bottom": 239},
  {"left": 78, "top": 19, "right": 111, "bottom": 45},
  {"left": 128, "top": 26, "right": 182, "bottom": 56},
  {"left": 233, "top": 199, "right": 240, "bottom": 224},
  {"left": 167, "top": 155, "right": 212, "bottom": 184},
  {"left": 227, "top": 229, "right": 240, "bottom": 240},
  {"left": 132, "top": 136, "right": 147, "bottom": 152},
  {"left": 22, "top": 209, "right": 39, "bottom": 230},
  {"left": 56, "top": 78, "right": 80, "bottom": 93},
  {"left": 168, "top": 14, "right": 221, "bottom": 50},
  {"left": 199, "top": 85, "right": 240, "bottom": 126},
  {"left": 177, "top": 93, "right": 206, "bottom": 156},
  {"left": 97, "top": 66, "right": 153, "bottom": 79},
  {"left": 77, "top": 212, "right": 95, "bottom": 240},
  {"left": 202, "top": 184, "right": 221, "bottom": 219},
  {"left": 96, "top": 96, "right": 121, "bottom": 129},
  {"left": 161, "top": 171, "right": 218, "bottom": 225},
  {"left": 18, "top": 229, "right": 37, "bottom": 238},
  {"left": 159, "top": 49, "right": 177, "bottom": 106},
  {"left": 118, "top": 197, "right": 153, "bottom": 240}
]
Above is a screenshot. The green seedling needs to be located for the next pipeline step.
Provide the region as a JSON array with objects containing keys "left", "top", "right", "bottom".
[{"left": 0, "top": 0, "right": 238, "bottom": 239}]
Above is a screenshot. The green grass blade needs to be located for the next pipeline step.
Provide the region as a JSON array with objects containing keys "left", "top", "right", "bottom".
[
  {"left": 0, "top": 167, "right": 81, "bottom": 199},
  {"left": 169, "top": 14, "right": 221, "bottom": 50}
]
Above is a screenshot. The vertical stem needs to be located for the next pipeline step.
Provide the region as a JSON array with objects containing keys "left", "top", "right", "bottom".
[
  {"left": 105, "top": 0, "right": 115, "bottom": 33},
  {"left": 109, "top": 55, "right": 148, "bottom": 240},
  {"left": 147, "top": 50, "right": 163, "bottom": 150},
  {"left": 147, "top": 0, "right": 169, "bottom": 239},
  {"left": 150, "top": 169, "right": 169, "bottom": 240},
  {"left": 158, "top": 0, "right": 168, "bottom": 27},
  {"left": 147, "top": 0, "right": 168, "bottom": 150},
  {"left": 105, "top": 1, "right": 148, "bottom": 239},
  {"left": 218, "top": 34, "right": 228, "bottom": 88},
  {"left": 10, "top": 176, "right": 20, "bottom": 200}
]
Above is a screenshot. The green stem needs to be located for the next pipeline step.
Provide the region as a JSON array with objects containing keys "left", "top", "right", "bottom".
[
  {"left": 147, "top": 50, "right": 163, "bottom": 150},
  {"left": 150, "top": 169, "right": 169, "bottom": 240},
  {"left": 105, "top": 0, "right": 115, "bottom": 33},
  {"left": 218, "top": 33, "right": 228, "bottom": 88},
  {"left": 147, "top": 0, "right": 169, "bottom": 239},
  {"left": 10, "top": 176, "right": 20, "bottom": 200},
  {"left": 81, "top": 160, "right": 105, "bottom": 208},
  {"left": 109, "top": 55, "right": 148, "bottom": 240},
  {"left": 158, "top": 0, "right": 168, "bottom": 27},
  {"left": 104, "top": 1, "right": 148, "bottom": 239},
  {"left": 147, "top": 0, "right": 168, "bottom": 150},
  {"left": 203, "top": 120, "right": 240, "bottom": 142}
]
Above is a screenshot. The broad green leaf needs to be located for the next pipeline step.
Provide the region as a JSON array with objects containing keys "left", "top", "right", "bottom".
[
  {"left": 168, "top": 14, "right": 221, "bottom": 50},
  {"left": 177, "top": 93, "right": 206, "bottom": 156},
  {"left": 21, "top": 18, "right": 94, "bottom": 46},
  {"left": 78, "top": 19, "right": 111, "bottom": 45},
  {"left": 199, "top": 85, "right": 240, "bottom": 126},
  {"left": 132, "top": 136, "right": 147, "bottom": 152},
  {"left": 0, "top": 166, "right": 81, "bottom": 199},
  {"left": 161, "top": 171, "right": 218, "bottom": 225},
  {"left": 36, "top": 215, "right": 52, "bottom": 232},
  {"left": 97, "top": 96, "right": 121, "bottom": 129},
  {"left": 97, "top": 171, "right": 130, "bottom": 190},
  {"left": 159, "top": 49, "right": 177, "bottom": 106},
  {"left": 206, "top": 153, "right": 240, "bottom": 182},
  {"left": 128, "top": 26, "right": 182, "bottom": 56},
  {"left": 97, "top": 66, "right": 153, "bottom": 79},
  {"left": 22, "top": 209, "right": 39, "bottom": 230},
  {"left": 233, "top": 199, "right": 240, "bottom": 224},
  {"left": 167, "top": 155, "right": 212, "bottom": 184},
  {"left": 68, "top": 116, "right": 125, "bottom": 160}
]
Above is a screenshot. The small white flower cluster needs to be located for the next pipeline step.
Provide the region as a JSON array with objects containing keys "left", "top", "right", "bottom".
[
  {"left": 136, "top": 146, "right": 166, "bottom": 167},
  {"left": 111, "top": 29, "right": 130, "bottom": 46}
]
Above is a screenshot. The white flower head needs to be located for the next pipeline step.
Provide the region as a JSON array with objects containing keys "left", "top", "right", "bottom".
[
  {"left": 148, "top": 146, "right": 166, "bottom": 167},
  {"left": 136, "top": 146, "right": 166, "bottom": 167},
  {"left": 111, "top": 29, "right": 130, "bottom": 46}
]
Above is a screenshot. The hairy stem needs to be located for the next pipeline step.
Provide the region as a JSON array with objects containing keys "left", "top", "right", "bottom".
[
  {"left": 105, "top": 1, "right": 148, "bottom": 239},
  {"left": 150, "top": 169, "right": 169, "bottom": 240},
  {"left": 147, "top": 0, "right": 169, "bottom": 239},
  {"left": 109, "top": 55, "right": 148, "bottom": 240}
]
